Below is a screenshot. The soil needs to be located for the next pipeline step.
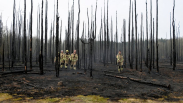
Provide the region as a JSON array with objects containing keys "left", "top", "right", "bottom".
[{"left": 0, "top": 61, "right": 183, "bottom": 102}]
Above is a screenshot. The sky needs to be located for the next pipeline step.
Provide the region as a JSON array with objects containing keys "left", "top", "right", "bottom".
[{"left": 0, "top": 0, "right": 182, "bottom": 41}]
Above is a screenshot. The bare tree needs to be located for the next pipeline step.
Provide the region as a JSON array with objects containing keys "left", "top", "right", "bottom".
[
  {"left": 140, "top": 13, "right": 143, "bottom": 72},
  {"left": 40, "top": 0, "right": 44, "bottom": 75},
  {"left": 76, "top": 0, "right": 80, "bottom": 69},
  {"left": 24, "top": 0, "right": 27, "bottom": 73},
  {"left": 149, "top": 0, "right": 152, "bottom": 72},
  {"left": 123, "top": 19, "right": 126, "bottom": 68},
  {"left": 131, "top": 2, "right": 134, "bottom": 69},
  {"left": 156, "top": 0, "right": 159, "bottom": 72},
  {"left": 172, "top": 0, "right": 176, "bottom": 70},
  {"left": 135, "top": 0, "right": 138, "bottom": 70},
  {"left": 153, "top": 18, "right": 155, "bottom": 69},
  {"left": 12, "top": 0, "right": 16, "bottom": 68},
  {"left": 30, "top": 0, "right": 33, "bottom": 69},
  {"left": 45, "top": 0, "right": 48, "bottom": 64},
  {"left": 146, "top": 0, "right": 149, "bottom": 68},
  {"left": 128, "top": 0, "right": 131, "bottom": 66},
  {"left": 170, "top": 13, "right": 172, "bottom": 65},
  {"left": 55, "top": 0, "right": 59, "bottom": 77}
]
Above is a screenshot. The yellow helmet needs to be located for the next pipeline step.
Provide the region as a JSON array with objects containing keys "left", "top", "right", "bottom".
[{"left": 66, "top": 50, "right": 69, "bottom": 53}]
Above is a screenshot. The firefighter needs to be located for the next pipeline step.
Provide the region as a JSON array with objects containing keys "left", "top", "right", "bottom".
[
  {"left": 70, "top": 50, "right": 78, "bottom": 70},
  {"left": 60, "top": 50, "right": 65, "bottom": 68},
  {"left": 116, "top": 50, "right": 124, "bottom": 73},
  {"left": 64, "top": 50, "right": 70, "bottom": 69}
]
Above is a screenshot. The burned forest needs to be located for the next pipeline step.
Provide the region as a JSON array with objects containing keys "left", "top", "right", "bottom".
[{"left": 0, "top": 0, "right": 183, "bottom": 102}]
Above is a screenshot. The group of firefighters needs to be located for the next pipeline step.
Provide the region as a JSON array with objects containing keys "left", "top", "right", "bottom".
[
  {"left": 54, "top": 50, "right": 78, "bottom": 70},
  {"left": 54, "top": 49, "right": 124, "bottom": 73}
]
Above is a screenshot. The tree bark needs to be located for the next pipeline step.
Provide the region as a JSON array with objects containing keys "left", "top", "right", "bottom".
[
  {"left": 123, "top": 19, "right": 126, "bottom": 68},
  {"left": 172, "top": 0, "right": 176, "bottom": 70},
  {"left": 135, "top": 0, "right": 138, "bottom": 70},
  {"left": 146, "top": 0, "right": 149, "bottom": 68},
  {"left": 55, "top": 0, "right": 59, "bottom": 77},
  {"left": 156, "top": 0, "right": 159, "bottom": 72},
  {"left": 40, "top": 0, "right": 44, "bottom": 75},
  {"left": 24, "top": 0, "right": 27, "bottom": 73},
  {"left": 30, "top": 0, "right": 33, "bottom": 69},
  {"left": 45, "top": 0, "right": 48, "bottom": 64},
  {"left": 128, "top": 0, "right": 131, "bottom": 66}
]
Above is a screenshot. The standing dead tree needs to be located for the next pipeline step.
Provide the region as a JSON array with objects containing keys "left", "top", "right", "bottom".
[
  {"left": 76, "top": 0, "right": 80, "bottom": 69},
  {"left": 123, "top": 19, "right": 126, "bottom": 68},
  {"left": 110, "top": 17, "right": 113, "bottom": 64},
  {"left": 81, "top": 1, "right": 97, "bottom": 78},
  {"left": 45, "top": 0, "right": 48, "bottom": 64},
  {"left": 153, "top": 18, "right": 155, "bottom": 69},
  {"left": 128, "top": 0, "right": 131, "bottom": 66},
  {"left": 106, "top": 0, "right": 109, "bottom": 65},
  {"left": 172, "top": 0, "right": 176, "bottom": 70},
  {"left": 149, "top": 0, "right": 152, "bottom": 72},
  {"left": 135, "top": 0, "right": 138, "bottom": 70},
  {"left": 131, "top": 2, "right": 134, "bottom": 69},
  {"left": 72, "top": 0, "right": 74, "bottom": 52},
  {"left": 140, "top": 13, "right": 143, "bottom": 72},
  {"left": 12, "top": 0, "right": 16, "bottom": 69},
  {"left": 24, "top": 0, "right": 27, "bottom": 73},
  {"left": 170, "top": 13, "right": 172, "bottom": 65},
  {"left": 156, "top": 0, "right": 159, "bottom": 72},
  {"left": 146, "top": 0, "right": 149, "bottom": 68},
  {"left": 40, "top": 0, "right": 44, "bottom": 75},
  {"left": 55, "top": 0, "right": 59, "bottom": 77},
  {"left": 30, "top": 0, "right": 33, "bottom": 69}
]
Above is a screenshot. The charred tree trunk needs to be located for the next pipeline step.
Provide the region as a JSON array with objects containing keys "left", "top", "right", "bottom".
[
  {"left": 110, "top": 18, "right": 113, "bottom": 64},
  {"left": 170, "top": 13, "right": 172, "bottom": 65},
  {"left": 3, "top": 42, "right": 4, "bottom": 71},
  {"left": 24, "top": 0, "right": 27, "bottom": 73},
  {"left": 116, "top": 11, "right": 118, "bottom": 65},
  {"left": 40, "top": 0, "right": 44, "bottom": 75},
  {"left": 45, "top": 0, "right": 48, "bottom": 64},
  {"left": 77, "top": 0, "right": 80, "bottom": 69},
  {"left": 72, "top": 0, "right": 74, "bottom": 52},
  {"left": 30, "top": 0, "right": 33, "bottom": 69},
  {"left": 156, "top": 0, "right": 159, "bottom": 72},
  {"left": 12, "top": 0, "right": 16, "bottom": 69},
  {"left": 172, "top": 0, "right": 176, "bottom": 70},
  {"left": 140, "top": 13, "right": 143, "bottom": 72},
  {"left": 106, "top": 0, "right": 109, "bottom": 64},
  {"left": 149, "top": 0, "right": 152, "bottom": 72},
  {"left": 100, "top": 10, "right": 102, "bottom": 62},
  {"left": 146, "top": 0, "right": 149, "bottom": 68},
  {"left": 153, "top": 18, "right": 155, "bottom": 69},
  {"left": 128, "top": 0, "right": 131, "bottom": 66},
  {"left": 131, "top": 3, "right": 134, "bottom": 69},
  {"left": 135, "top": 0, "right": 138, "bottom": 70},
  {"left": 123, "top": 19, "right": 126, "bottom": 68},
  {"left": 103, "top": 0, "right": 106, "bottom": 66},
  {"left": 55, "top": 0, "right": 59, "bottom": 77}
]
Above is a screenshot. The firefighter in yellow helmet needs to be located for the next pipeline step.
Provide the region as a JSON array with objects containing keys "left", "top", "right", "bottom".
[
  {"left": 60, "top": 50, "right": 65, "bottom": 68},
  {"left": 70, "top": 50, "right": 78, "bottom": 70},
  {"left": 64, "top": 50, "right": 70, "bottom": 69},
  {"left": 116, "top": 50, "right": 124, "bottom": 73}
]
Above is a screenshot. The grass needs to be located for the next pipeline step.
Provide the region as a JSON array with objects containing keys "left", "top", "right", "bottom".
[
  {"left": 0, "top": 93, "right": 13, "bottom": 101},
  {"left": 0, "top": 93, "right": 182, "bottom": 103}
]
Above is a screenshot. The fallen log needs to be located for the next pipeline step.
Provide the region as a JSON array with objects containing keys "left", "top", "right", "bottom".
[
  {"left": 13, "top": 78, "right": 46, "bottom": 89},
  {"left": 104, "top": 74, "right": 171, "bottom": 90}
]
